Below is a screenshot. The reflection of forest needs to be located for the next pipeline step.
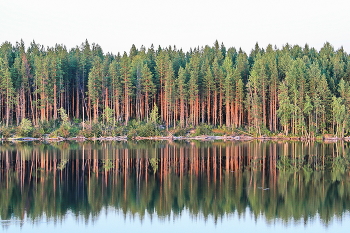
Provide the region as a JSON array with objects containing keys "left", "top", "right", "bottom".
[{"left": 0, "top": 140, "right": 350, "bottom": 226}]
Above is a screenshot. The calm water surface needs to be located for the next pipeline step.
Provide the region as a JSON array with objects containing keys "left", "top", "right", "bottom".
[{"left": 0, "top": 140, "right": 349, "bottom": 232}]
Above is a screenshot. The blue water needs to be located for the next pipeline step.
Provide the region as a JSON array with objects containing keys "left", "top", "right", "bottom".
[{"left": 1, "top": 140, "right": 350, "bottom": 233}]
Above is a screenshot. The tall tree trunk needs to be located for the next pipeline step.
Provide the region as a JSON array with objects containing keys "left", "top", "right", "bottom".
[{"left": 54, "top": 83, "right": 58, "bottom": 120}]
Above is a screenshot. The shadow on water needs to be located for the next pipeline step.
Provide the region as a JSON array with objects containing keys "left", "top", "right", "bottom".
[{"left": 0, "top": 140, "right": 350, "bottom": 228}]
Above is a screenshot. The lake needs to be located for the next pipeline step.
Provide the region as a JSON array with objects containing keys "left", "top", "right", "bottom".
[{"left": 0, "top": 140, "right": 349, "bottom": 232}]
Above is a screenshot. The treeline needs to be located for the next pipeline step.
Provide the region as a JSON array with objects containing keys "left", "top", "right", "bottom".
[{"left": 1, "top": 40, "right": 350, "bottom": 136}]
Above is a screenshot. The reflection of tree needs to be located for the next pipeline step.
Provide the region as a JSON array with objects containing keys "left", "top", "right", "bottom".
[
  {"left": 0, "top": 141, "right": 350, "bottom": 226},
  {"left": 149, "top": 158, "right": 158, "bottom": 174}
]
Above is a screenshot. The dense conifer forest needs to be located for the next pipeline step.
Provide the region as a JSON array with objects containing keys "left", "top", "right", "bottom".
[{"left": 0, "top": 40, "right": 350, "bottom": 138}]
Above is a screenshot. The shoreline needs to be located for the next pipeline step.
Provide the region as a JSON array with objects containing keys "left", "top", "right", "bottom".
[{"left": 1, "top": 135, "right": 349, "bottom": 142}]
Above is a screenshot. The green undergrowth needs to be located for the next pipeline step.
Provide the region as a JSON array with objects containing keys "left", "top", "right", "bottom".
[{"left": 0, "top": 119, "right": 342, "bottom": 140}]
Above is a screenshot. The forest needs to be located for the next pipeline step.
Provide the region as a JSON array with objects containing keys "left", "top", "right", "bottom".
[{"left": 0, "top": 40, "right": 350, "bottom": 138}]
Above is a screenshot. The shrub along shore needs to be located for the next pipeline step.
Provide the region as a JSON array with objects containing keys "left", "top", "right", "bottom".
[
  {"left": 0, "top": 107, "right": 347, "bottom": 142},
  {"left": 0, "top": 110, "right": 347, "bottom": 142}
]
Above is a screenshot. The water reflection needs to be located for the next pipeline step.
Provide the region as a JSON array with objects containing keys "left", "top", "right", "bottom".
[{"left": 0, "top": 140, "right": 350, "bottom": 229}]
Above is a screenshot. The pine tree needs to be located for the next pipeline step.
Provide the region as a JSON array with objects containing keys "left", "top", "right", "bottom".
[
  {"left": 277, "top": 81, "right": 291, "bottom": 135},
  {"left": 233, "top": 51, "right": 248, "bottom": 127},
  {"left": 176, "top": 67, "right": 188, "bottom": 127},
  {"left": 141, "top": 63, "right": 156, "bottom": 122},
  {"left": 188, "top": 54, "right": 200, "bottom": 126},
  {"left": 109, "top": 60, "right": 122, "bottom": 122},
  {"left": 203, "top": 63, "right": 214, "bottom": 124},
  {"left": 164, "top": 61, "right": 175, "bottom": 128},
  {"left": 12, "top": 45, "right": 32, "bottom": 124},
  {"left": 120, "top": 52, "right": 133, "bottom": 125},
  {"left": 212, "top": 57, "right": 224, "bottom": 125},
  {"left": 285, "top": 58, "right": 307, "bottom": 135},
  {"left": 246, "top": 69, "right": 262, "bottom": 135},
  {"left": 0, "top": 57, "right": 15, "bottom": 126},
  {"left": 155, "top": 51, "right": 167, "bottom": 123},
  {"left": 249, "top": 55, "right": 268, "bottom": 129},
  {"left": 332, "top": 96, "right": 346, "bottom": 137},
  {"left": 265, "top": 48, "right": 279, "bottom": 132},
  {"left": 223, "top": 55, "right": 235, "bottom": 127},
  {"left": 87, "top": 57, "right": 103, "bottom": 123},
  {"left": 33, "top": 55, "right": 50, "bottom": 122}
]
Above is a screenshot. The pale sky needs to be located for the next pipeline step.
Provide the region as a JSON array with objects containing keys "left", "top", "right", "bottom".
[{"left": 1, "top": 0, "right": 349, "bottom": 54}]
